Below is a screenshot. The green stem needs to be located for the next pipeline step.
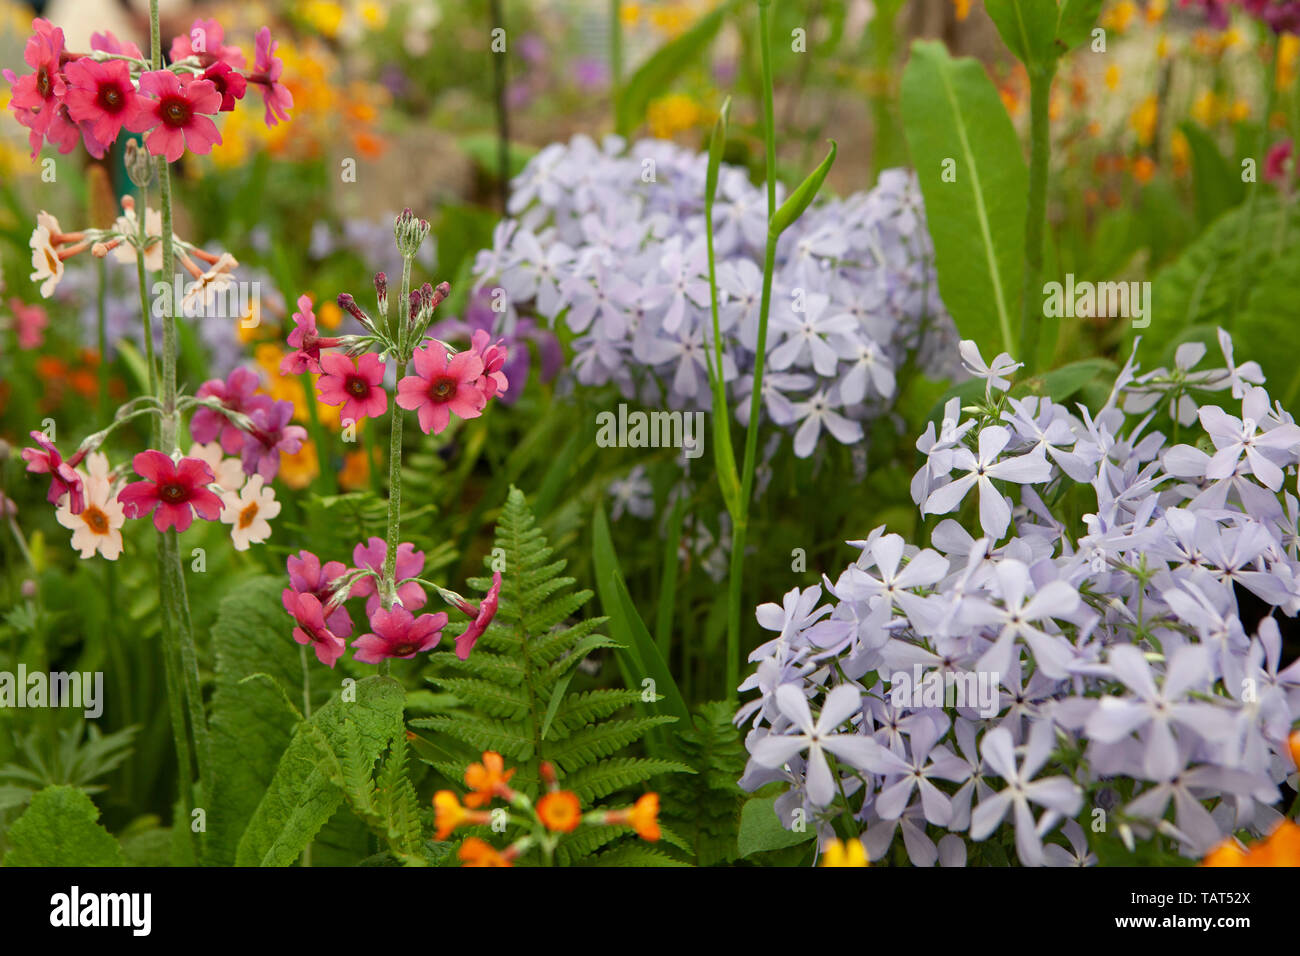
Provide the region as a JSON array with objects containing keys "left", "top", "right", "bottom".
[
  {"left": 96, "top": 258, "right": 109, "bottom": 418},
  {"left": 611, "top": 0, "right": 623, "bottom": 108},
  {"left": 724, "top": 0, "right": 778, "bottom": 701},
  {"left": 382, "top": 360, "right": 408, "bottom": 600},
  {"left": 150, "top": 0, "right": 205, "bottom": 858},
  {"left": 1018, "top": 65, "right": 1054, "bottom": 372},
  {"left": 134, "top": 191, "right": 158, "bottom": 403}
]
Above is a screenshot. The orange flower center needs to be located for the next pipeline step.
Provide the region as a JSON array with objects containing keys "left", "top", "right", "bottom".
[
  {"left": 83, "top": 506, "right": 109, "bottom": 534},
  {"left": 238, "top": 502, "right": 259, "bottom": 529}
]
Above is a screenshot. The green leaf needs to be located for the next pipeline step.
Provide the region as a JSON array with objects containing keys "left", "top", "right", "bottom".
[
  {"left": 655, "top": 494, "right": 689, "bottom": 658},
  {"left": 1015, "top": 357, "right": 1117, "bottom": 402},
  {"left": 736, "top": 795, "right": 814, "bottom": 858},
  {"left": 1238, "top": 250, "right": 1300, "bottom": 406},
  {"left": 902, "top": 40, "right": 1027, "bottom": 356},
  {"left": 235, "top": 676, "right": 404, "bottom": 867},
  {"left": 4, "top": 785, "right": 124, "bottom": 866},
  {"left": 985, "top": 0, "right": 1059, "bottom": 70},
  {"left": 1180, "top": 122, "right": 1246, "bottom": 228},
  {"left": 205, "top": 577, "right": 307, "bottom": 866},
  {"left": 592, "top": 502, "right": 691, "bottom": 744},
  {"left": 614, "top": 0, "right": 736, "bottom": 136},
  {"left": 770, "top": 140, "right": 838, "bottom": 237},
  {"left": 1055, "top": 0, "right": 1104, "bottom": 54}
]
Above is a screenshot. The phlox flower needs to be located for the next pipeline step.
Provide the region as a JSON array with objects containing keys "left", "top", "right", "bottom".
[
  {"left": 396, "top": 345, "right": 485, "bottom": 435},
  {"left": 126, "top": 71, "right": 222, "bottom": 163},
  {"left": 352, "top": 606, "right": 447, "bottom": 663},
  {"left": 958, "top": 339, "right": 1021, "bottom": 393},
  {"left": 1199, "top": 386, "right": 1300, "bottom": 491},
  {"left": 55, "top": 474, "right": 124, "bottom": 560},
  {"left": 923, "top": 426, "right": 1052, "bottom": 540},
  {"left": 750, "top": 683, "right": 883, "bottom": 807},
  {"left": 218, "top": 474, "right": 279, "bottom": 550},
  {"left": 789, "top": 389, "right": 862, "bottom": 459},
  {"left": 317, "top": 352, "right": 388, "bottom": 422},
  {"left": 970, "top": 725, "right": 1083, "bottom": 866},
  {"left": 117, "top": 450, "right": 223, "bottom": 533}
]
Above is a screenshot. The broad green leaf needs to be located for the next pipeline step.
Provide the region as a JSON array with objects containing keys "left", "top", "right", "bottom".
[
  {"left": 205, "top": 576, "right": 307, "bottom": 866},
  {"left": 736, "top": 795, "right": 814, "bottom": 858},
  {"left": 235, "top": 676, "right": 404, "bottom": 867},
  {"left": 1239, "top": 251, "right": 1300, "bottom": 406},
  {"left": 1015, "top": 358, "right": 1117, "bottom": 401},
  {"left": 902, "top": 40, "right": 1027, "bottom": 356},
  {"left": 770, "top": 140, "right": 837, "bottom": 237},
  {"left": 985, "top": 0, "right": 1060, "bottom": 69},
  {"left": 1180, "top": 122, "right": 1246, "bottom": 228},
  {"left": 4, "top": 785, "right": 124, "bottom": 866},
  {"left": 1055, "top": 0, "right": 1104, "bottom": 53},
  {"left": 615, "top": 0, "right": 736, "bottom": 136}
]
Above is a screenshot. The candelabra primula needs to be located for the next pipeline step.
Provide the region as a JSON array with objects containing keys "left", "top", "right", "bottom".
[
  {"left": 434, "top": 752, "right": 661, "bottom": 867},
  {"left": 273, "top": 210, "right": 512, "bottom": 668}
]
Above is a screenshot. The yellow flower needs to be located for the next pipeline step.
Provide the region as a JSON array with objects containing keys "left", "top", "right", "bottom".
[
  {"left": 1227, "top": 99, "right": 1250, "bottom": 124},
  {"left": 1170, "top": 129, "right": 1190, "bottom": 177},
  {"left": 821, "top": 838, "right": 869, "bottom": 867},
  {"left": 1156, "top": 33, "right": 1170, "bottom": 60},
  {"left": 1129, "top": 95, "right": 1158, "bottom": 147},
  {"left": 359, "top": 2, "right": 387, "bottom": 29},
  {"left": 1145, "top": 0, "right": 1167, "bottom": 22},
  {"left": 1223, "top": 27, "right": 1246, "bottom": 51},
  {"left": 1279, "top": 34, "right": 1300, "bottom": 90},
  {"left": 1100, "top": 0, "right": 1136, "bottom": 33},
  {"left": 1105, "top": 65, "right": 1121, "bottom": 92},
  {"left": 1191, "top": 90, "right": 1220, "bottom": 127},
  {"left": 952, "top": 0, "right": 972, "bottom": 21},
  {"left": 647, "top": 93, "right": 702, "bottom": 139},
  {"left": 339, "top": 449, "right": 371, "bottom": 491},
  {"left": 317, "top": 300, "right": 344, "bottom": 330},
  {"left": 279, "top": 439, "right": 320, "bottom": 490},
  {"left": 622, "top": 2, "right": 642, "bottom": 27}
]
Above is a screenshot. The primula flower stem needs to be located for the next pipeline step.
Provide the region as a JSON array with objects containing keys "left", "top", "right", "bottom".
[
  {"left": 134, "top": 186, "right": 157, "bottom": 402},
  {"left": 149, "top": 0, "right": 207, "bottom": 853},
  {"left": 382, "top": 360, "right": 408, "bottom": 602}
]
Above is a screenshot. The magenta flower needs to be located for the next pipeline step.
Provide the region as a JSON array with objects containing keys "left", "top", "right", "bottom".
[
  {"left": 192, "top": 367, "right": 269, "bottom": 454},
  {"left": 126, "top": 71, "right": 222, "bottom": 162},
  {"left": 454, "top": 570, "right": 502, "bottom": 660},
  {"left": 240, "top": 399, "right": 307, "bottom": 481},
  {"left": 284, "top": 550, "right": 353, "bottom": 637},
  {"left": 317, "top": 352, "right": 388, "bottom": 422},
  {"left": 201, "top": 62, "right": 248, "bottom": 112},
  {"left": 90, "top": 30, "right": 143, "bottom": 59},
  {"left": 21, "top": 430, "right": 84, "bottom": 513},
  {"left": 1265, "top": 139, "right": 1294, "bottom": 185},
  {"left": 280, "top": 295, "right": 341, "bottom": 374},
  {"left": 3, "top": 18, "right": 67, "bottom": 156},
  {"left": 350, "top": 537, "right": 427, "bottom": 616},
  {"left": 250, "top": 27, "right": 292, "bottom": 128},
  {"left": 118, "top": 450, "right": 223, "bottom": 533},
  {"left": 9, "top": 298, "right": 47, "bottom": 349},
  {"left": 470, "top": 329, "right": 510, "bottom": 401},
  {"left": 352, "top": 606, "right": 447, "bottom": 664},
  {"left": 169, "top": 18, "right": 247, "bottom": 69},
  {"left": 62, "top": 58, "right": 137, "bottom": 147},
  {"left": 396, "top": 346, "right": 485, "bottom": 435},
  {"left": 285, "top": 591, "right": 347, "bottom": 668}
]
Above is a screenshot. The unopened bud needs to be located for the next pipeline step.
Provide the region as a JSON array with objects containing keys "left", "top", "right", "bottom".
[
  {"left": 374, "top": 272, "right": 388, "bottom": 318},
  {"left": 124, "top": 138, "right": 152, "bottom": 188},
  {"left": 394, "top": 207, "right": 430, "bottom": 260},
  {"left": 337, "top": 292, "right": 374, "bottom": 331}
]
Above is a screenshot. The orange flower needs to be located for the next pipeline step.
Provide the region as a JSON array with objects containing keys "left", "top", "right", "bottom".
[
  {"left": 605, "top": 792, "right": 660, "bottom": 840},
  {"left": 1288, "top": 729, "right": 1300, "bottom": 769},
  {"left": 339, "top": 449, "right": 371, "bottom": 491},
  {"left": 1203, "top": 821, "right": 1300, "bottom": 867},
  {"left": 458, "top": 837, "right": 513, "bottom": 867},
  {"left": 433, "top": 790, "right": 490, "bottom": 839},
  {"left": 464, "top": 751, "right": 516, "bottom": 808},
  {"left": 537, "top": 790, "right": 582, "bottom": 832},
  {"left": 951, "top": 0, "right": 972, "bottom": 21},
  {"left": 1131, "top": 155, "right": 1156, "bottom": 185}
]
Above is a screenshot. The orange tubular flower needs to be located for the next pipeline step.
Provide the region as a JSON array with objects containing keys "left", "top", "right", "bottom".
[
  {"left": 434, "top": 790, "right": 491, "bottom": 840},
  {"left": 464, "top": 751, "right": 516, "bottom": 808},
  {"left": 458, "top": 837, "right": 514, "bottom": 867},
  {"left": 606, "top": 793, "right": 660, "bottom": 841},
  {"left": 1203, "top": 821, "right": 1300, "bottom": 867},
  {"left": 537, "top": 791, "right": 582, "bottom": 833}
]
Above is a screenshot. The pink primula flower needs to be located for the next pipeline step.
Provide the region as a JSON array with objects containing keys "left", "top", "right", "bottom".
[
  {"left": 454, "top": 570, "right": 502, "bottom": 660},
  {"left": 317, "top": 352, "right": 388, "bottom": 422},
  {"left": 62, "top": 58, "right": 138, "bottom": 147},
  {"left": 350, "top": 537, "right": 427, "bottom": 616},
  {"left": 285, "top": 591, "right": 347, "bottom": 668},
  {"left": 21, "top": 430, "right": 84, "bottom": 513},
  {"left": 352, "top": 606, "right": 447, "bottom": 664},
  {"left": 284, "top": 550, "right": 354, "bottom": 637},
  {"left": 117, "top": 450, "right": 223, "bottom": 532},
  {"left": 396, "top": 345, "right": 485, "bottom": 435},
  {"left": 126, "top": 70, "right": 222, "bottom": 162}
]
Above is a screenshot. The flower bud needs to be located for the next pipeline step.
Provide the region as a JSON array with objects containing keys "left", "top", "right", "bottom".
[
  {"left": 337, "top": 293, "right": 375, "bottom": 333},
  {"left": 374, "top": 272, "right": 388, "bottom": 319},
  {"left": 394, "top": 207, "right": 430, "bottom": 260},
  {"left": 124, "top": 138, "right": 153, "bottom": 189}
]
